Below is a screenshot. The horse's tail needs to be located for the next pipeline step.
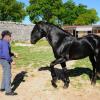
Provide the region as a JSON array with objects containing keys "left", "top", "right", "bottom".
[
  {"left": 96, "top": 66, "right": 100, "bottom": 78},
  {"left": 96, "top": 56, "right": 100, "bottom": 78}
]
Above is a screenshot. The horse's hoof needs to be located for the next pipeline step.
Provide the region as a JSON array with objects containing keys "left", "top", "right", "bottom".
[
  {"left": 63, "top": 84, "right": 69, "bottom": 89},
  {"left": 91, "top": 81, "right": 96, "bottom": 86},
  {"left": 51, "top": 81, "right": 57, "bottom": 88},
  {"left": 52, "top": 83, "right": 57, "bottom": 88}
]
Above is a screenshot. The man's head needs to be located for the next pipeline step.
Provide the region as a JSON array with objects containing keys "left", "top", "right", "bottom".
[{"left": 1, "top": 30, "right": 12, "bottom": 42}]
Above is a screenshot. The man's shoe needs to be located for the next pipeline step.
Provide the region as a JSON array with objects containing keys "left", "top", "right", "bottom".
[
  {"left": 5, "top": 92, "right": 18, "bottom": 96},
  {"left": 0, "top": 89, "right": 5, "bottom": 92}
]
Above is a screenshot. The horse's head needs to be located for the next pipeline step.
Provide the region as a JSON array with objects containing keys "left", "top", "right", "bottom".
[
  {"left": 31, "top": 21, "right": 47, "bottom": 44},
  {"left": 31, "top": 21, "right": 72, "bottom": 44}
]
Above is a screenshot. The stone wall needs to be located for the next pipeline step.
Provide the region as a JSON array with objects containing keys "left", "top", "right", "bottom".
[{"left": 0, "top": 21, "right": 34, "bottom": 41}]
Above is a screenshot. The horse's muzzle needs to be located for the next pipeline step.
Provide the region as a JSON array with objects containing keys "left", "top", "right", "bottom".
[
  {"left": 30, "top": 39, "right": 36, "bottom": 44},
  {"left": 30, "top": 40, "right": 34, "bottom": 44}
]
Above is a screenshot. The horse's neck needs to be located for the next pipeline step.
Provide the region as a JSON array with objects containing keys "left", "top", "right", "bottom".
[
  {"left": 46, "top": 31, "right": 71, "bottom": 48},
  {"left": 44, "top": 24, "right": 72, "bottom": 47},
  {"left": 44, "top": 23, "right": 71, "bottom": 36}
]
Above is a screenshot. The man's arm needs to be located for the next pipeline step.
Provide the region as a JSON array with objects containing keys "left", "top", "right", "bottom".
[
  {"left": 2, "top": 41, "right": 12, "bottom": 62},
  {"left": 9, "top": 44, "right": 18, "bottom": 58},
  {"left": 9, "top": 51, "right": 14, "bottom": 57}
]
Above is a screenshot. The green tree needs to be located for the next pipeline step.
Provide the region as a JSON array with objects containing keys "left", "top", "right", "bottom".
[
  {"left": 62, "top": 0, "right": 90, "bottom": 25},
  {"left": 61, "top": 0, "right": 99, "bottom": 25},
  {"left": 0, "top": 0, "right": 26, "bottom": 22},
  {"left": 74, "top": 9, "right": 99, "bottom": 25},
  {"left": 27, "top": 0, "right": 65, "bottom": 25},
  {"left": 62, "top": 0, "right": 76, "bottom": 25},
  {"left": 27, "top": 0, "right": 99, "bottom": 25}
]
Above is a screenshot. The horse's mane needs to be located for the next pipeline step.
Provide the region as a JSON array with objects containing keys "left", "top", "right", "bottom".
[{"left": 37, "top": 21, "right": 72, "bottom": 36}]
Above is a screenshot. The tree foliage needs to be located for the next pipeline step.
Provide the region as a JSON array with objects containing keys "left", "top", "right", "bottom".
[
  {"left": 27, "top": 0, "right": 99, "bottom": 25},
  {"left": 74, "top": 9, "right": 99, "bottom": 25},
  {"left": 27, "top": 0, "right": 64, "bottom": 25},
  {"left": 0, "top": 0, "right": 26, "bottom": 22}
]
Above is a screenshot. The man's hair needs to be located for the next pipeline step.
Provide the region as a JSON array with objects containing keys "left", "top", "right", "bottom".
[{"left": 1, "top": 30, "right": 12, "bottom": 38}]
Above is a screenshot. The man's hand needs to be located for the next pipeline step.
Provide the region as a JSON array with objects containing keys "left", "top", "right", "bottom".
[
  {"left": 12, "top": 61, "right": 16, "bottom": 65},
  {"left": 13, "top": 52, "right": 18, "bottom": 58}
]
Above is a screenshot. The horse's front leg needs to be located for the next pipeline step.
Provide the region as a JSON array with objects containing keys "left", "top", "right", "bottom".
[
  {"left": 50, "top": 57, "right": 67, "bottom": 88},
  {"left": 50, "top": 61, "right": 57, "bottom": 88},
  {"left": 61, "top": 62, "right": 70, "bottom": 88}
]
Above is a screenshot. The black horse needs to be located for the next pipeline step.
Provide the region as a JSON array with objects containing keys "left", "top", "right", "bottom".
[{"left": 31, "top": 21, "right": 100, "bottom": 88}]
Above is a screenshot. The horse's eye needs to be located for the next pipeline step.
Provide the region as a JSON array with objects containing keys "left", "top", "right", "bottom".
[{"left": 40, "top": 29, "right": 43, "bottom": 33}]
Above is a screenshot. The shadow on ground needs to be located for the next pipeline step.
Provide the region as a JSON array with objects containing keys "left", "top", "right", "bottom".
[
  {"left": 38, "top": 66, "right": 94, "bottom": 81},
  {"left": 11, "top": 71, "right": 28, "bottom": 92}
]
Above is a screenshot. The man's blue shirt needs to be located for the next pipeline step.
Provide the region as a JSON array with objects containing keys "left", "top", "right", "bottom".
[{"left": 0, "top": 39, "right": 12, "bottom": 62}]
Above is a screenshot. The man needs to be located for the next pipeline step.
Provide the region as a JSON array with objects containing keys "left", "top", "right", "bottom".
[{"left": 0, "top": 30, "right": 17, "bottom": 95}]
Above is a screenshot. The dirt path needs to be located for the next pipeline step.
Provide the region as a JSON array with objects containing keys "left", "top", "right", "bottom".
[{"left": 0, "top": 61, "right": 100, "bottom": 100}]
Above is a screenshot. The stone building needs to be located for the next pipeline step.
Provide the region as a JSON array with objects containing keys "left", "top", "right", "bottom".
[{"left": 0, "top": 21, "right": 34, "bottom": 41}]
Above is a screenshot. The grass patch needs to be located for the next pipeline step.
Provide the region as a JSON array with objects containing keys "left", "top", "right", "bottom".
[
  {"left": 81, "top": 74, "right": 90, "bottom": 80},
  {"left": 73, "top": 57, "right": 92, "bottom": 69},
  {"left": 12, "top": 40, "right": 54, "bottom": 68}
]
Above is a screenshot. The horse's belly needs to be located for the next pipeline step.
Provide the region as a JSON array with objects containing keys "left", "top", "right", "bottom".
[
  {"left": 69, "top": 53, "right": 87, "bottom": 60},
  {"left": 69, "top": 46, "right": 90, "bottom": 60}
]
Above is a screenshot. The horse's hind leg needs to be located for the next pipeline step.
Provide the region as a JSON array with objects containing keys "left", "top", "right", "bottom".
[
  {"left": 89, "top": 55, "right": 96, "bottom": 85},
  {"left": 61, "top": 62, "right": 70, "bottom": 88}
]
